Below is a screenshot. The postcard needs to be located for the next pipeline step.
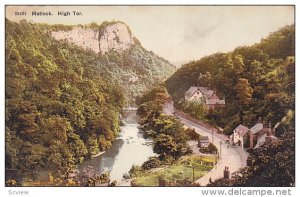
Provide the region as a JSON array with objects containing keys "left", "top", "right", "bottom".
[{"left": 5, "top": 5, "right": 295, "bottom": 191}]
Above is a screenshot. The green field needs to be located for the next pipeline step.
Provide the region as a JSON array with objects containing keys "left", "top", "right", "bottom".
[{"left": 132, "top": 155, "right": 216, "bottom": 186}]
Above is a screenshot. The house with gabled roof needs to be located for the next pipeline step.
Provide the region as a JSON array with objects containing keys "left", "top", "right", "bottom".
[
  {"left": 230, "top": 119, "right": 277, "bottom": 149},
  {"left": 251, "top": 121, "right": 277, "bottom": 149},
  {"left": 184, "top": 86, "right": 225, "bottom": 110},
  {"left": 230, "top": 124, "right": 249, "bottom": 149}
]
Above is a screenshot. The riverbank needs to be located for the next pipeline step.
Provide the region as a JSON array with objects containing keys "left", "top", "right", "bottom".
[{"left": 77, "top": 109, "right": 156, "bottom": 183}]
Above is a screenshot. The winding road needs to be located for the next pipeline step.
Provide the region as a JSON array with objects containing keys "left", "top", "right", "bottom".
[{"left": 163, "top": 101, "right": 248, "bottom": 186}]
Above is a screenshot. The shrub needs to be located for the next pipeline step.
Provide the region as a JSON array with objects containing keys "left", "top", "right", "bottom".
[
  {"left": 129, "top": 165, "right": 143, "bottom": 178},
  {"left": 199, "top": 143, "right": 217, "bottom": 154},
  {"left": 208, "top": 143, "right": 218, "bottom": 153},
  {"left": 142, "top": 156, "right": 161, "bottom": 170},
  {"left": 159, "top": 154, "right": 175, "bottom": 165}
]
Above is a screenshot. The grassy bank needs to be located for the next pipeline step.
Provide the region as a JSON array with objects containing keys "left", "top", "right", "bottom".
[{"left": 131, "top": 155, "right": 216, "bottom": 186}]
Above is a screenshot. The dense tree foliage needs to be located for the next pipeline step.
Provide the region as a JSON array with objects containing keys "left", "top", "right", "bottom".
[
  {"left": 137, "top": 86, "right": 192, "bottom": 161},
  {"left": 176, "top": 100, "right": 207, "bottom": 121},
  {"left": 165, "top": 25, "right": 295, "bottom": 134},
  {"left": 5, "top": 19, "right": 125, "bottom": 179},
  {"left": 5, "top": 18, "right": 176, "bottom": 184},
  {"left": 141, "top": 156, "right": 161, "bottom": 170},
  {"left": 164, "top": 25, "right": 295, "bottom": 186}
]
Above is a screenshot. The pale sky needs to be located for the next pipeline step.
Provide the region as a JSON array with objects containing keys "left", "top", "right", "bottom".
[{"left": 6, "top": 6, "right": 294, "bottom": 66}]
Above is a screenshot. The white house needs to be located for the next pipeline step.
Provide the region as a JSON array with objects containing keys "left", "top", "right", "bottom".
[
  {"left": 230, "top": 124, "right": 249, "bottom": 149},
  {"left": 184, "top": 86, "right": 225, "bottom": 109}
]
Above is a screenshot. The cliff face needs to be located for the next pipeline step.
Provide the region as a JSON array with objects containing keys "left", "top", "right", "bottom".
[
  {"left": 99, "top": 23, "right": 134, "bottom": 54},
  {"left": 51, "top": 21, "right": 176, "bottom": 106},
  {"left": 51, "top": 22, "right": 134, "bottom": 54}
]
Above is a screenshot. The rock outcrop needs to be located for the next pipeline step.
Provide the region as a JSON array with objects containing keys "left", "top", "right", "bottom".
[
  {"left": 51, "top": 22, "right": 134, "bottom": 54},
  {"left": 50, "top": 21, "right": 176, "bottom": 105},
  {"left": 99, "top": 23, "right": 134, "bottom": 54}
]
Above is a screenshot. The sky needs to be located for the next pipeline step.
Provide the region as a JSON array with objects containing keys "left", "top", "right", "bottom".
[{"left": 6, "top": 6, "right": 294, "bottom": 66}]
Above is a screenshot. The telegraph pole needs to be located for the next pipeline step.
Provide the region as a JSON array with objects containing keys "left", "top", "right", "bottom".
[
  {"left": 192, "top": 166, "right": 195, "bottom": 182},
  {"left": 174, "top": 130, "right": 176, "bottom": 159},
  {"left": 219, "top": 141, "right": 222, "bottom": 158}
]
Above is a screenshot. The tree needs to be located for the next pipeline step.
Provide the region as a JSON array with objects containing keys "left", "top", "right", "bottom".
[
  {"left": 68, "top": 132, "right": 88, "bottom": 163},
  {"left": 234, "top": 78, "right": 253, "bottom": 106},
  {"left": 153, "top": 134, "right": 176, "bottom": 156},
  {"left": 181, "top": 100, "right": 207, "bottom": 120},
  {"left": 232, "top": 54, "right": 245, "bottom": 75},
  {"left": 129, "top": 165, "right": 143, "bottom": 178},
  {"left": 87, "top": 134, "right": 100, "bottom": 157}
]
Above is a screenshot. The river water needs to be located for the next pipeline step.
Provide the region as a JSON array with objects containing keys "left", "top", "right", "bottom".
[{"left": 78, "top": 110, "right": 156, "bottom": 181}]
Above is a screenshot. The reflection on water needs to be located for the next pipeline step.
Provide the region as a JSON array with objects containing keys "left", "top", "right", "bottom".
[{"left": 79, "top": 112, "right": 156, "bottom": 181}]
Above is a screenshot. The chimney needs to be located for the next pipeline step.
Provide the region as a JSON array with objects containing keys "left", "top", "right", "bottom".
[
  {"left": 267, "top": 122, "right": 272, "bottom": 137},
  {"left": 257, "top": 117, "right": 262, "bottom": 123},
  {"left": 265, "top": 122, "right": 274, "bottom": 143},
  {"left": 249, "top": 132, "right": 254, "bottom": 149},
  {"left": 224, "top": 166, "right": 230, "bottom": 179}
]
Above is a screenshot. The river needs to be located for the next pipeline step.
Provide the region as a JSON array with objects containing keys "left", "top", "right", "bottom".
[{"left": 78, "top": 109, "right": 156, "bottom": 182}]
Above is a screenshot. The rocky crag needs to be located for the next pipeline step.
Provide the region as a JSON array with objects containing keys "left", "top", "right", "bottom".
[{"left": 51, "top": 21, "right": 176, "bottom": 106}]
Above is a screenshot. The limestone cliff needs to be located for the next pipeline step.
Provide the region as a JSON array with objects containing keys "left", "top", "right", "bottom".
[
  {"left": 50, "top": 21, "right": 176, "bottom": 106},
  {"left": 51, "top": 22, "right": 134, "bottom": 54}
]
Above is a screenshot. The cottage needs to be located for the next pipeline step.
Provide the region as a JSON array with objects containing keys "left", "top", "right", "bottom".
[
  {"left": 198, "top": 136, "right": 210, "bottom": 148},
  {"left": 254, "top": 133, "right": 277, "bottom": 149},
  {"left": 184, "top": 86, "right": 225, "bottom": 110},
  {"left": 230, "top": 119, "right": 277, "bottom": 149},
  {"left": 230, "top": 124, "right": 249, "bottom": 149},
  {"left": 253, "top": 122, "right": 277, "bottom": 149}
]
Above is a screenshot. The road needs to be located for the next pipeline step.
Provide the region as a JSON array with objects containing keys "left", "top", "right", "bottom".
[{"left": 163, "top": 101, "right": 248, "bottom": 186}]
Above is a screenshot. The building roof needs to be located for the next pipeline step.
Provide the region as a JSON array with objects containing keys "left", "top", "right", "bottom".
[
  {"left": 234, "top": 124, "right": 249, "bottom": 136},
  {"left": 250, "top": 123, "right": 264, "bottom": 134},
  {"left": 185, "top": 86, "right": 214, "bottom": 99},
  {"left": 206, "top": 99, "right": 226, "bottom": 105},
  {"left": 254, "top": 133, "right": 277, "bottom": 149}
]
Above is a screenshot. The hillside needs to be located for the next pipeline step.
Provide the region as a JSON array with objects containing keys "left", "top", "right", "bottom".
[
  {"left": 5, "top": 19, "right": 175, "bottom": 180},
  {"left": 144, "top": 25, "right": 295, "bottom": 187},
  {"left": 50, "top": 21, "right": 176, "bottom": 106},
  {"left": 165, "top": 25, "right": 295, "bottom": 134}
]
